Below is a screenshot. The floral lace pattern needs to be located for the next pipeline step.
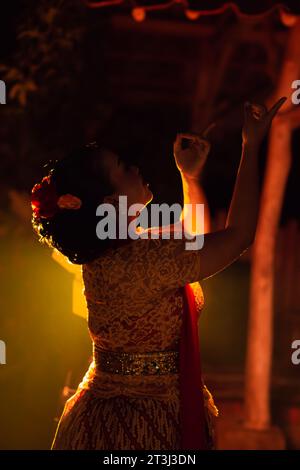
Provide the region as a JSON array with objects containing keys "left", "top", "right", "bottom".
[{"left": 52, "top": 231, "right": 217, "bottom": 450}]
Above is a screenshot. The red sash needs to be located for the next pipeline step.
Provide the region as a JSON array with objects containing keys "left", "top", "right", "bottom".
[{"left": 179, "top": 283, "right": 208, "bottom": 449}]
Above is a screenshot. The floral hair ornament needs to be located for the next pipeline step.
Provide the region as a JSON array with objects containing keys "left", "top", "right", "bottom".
[
  {"left": 57, "top": 194, "right": 82, "bottom": 210},
  {"left": 31, "top": 175, "right": 82, "bottom": 219}
]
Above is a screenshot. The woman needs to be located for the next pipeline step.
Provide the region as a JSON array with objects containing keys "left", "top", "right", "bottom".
[{"left": 31, "top": 97, "right": 285, "bottom": 450}]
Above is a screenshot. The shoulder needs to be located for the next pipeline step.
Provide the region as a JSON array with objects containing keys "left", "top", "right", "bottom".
[
  {"left": 82, "top": 223, "right": 195, "bottom": 278},
  {"left": 82, "top": 237, "right": 157, "bottom": 273}
]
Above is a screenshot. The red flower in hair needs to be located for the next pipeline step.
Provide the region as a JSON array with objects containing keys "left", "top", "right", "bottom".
[
  {"left": 31, "top": 176, "right": 83, "bottom": 219},
  {"left": 31, "top": 176, "right": 59, "bottom": 219}
]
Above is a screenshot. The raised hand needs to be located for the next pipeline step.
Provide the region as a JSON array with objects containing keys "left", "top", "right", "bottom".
[
  {"left": 173, "top": 124, "right": 215, "bottom": 179},
  {"left": 242, "top": 97, "right": 287, "bottom": 145}
]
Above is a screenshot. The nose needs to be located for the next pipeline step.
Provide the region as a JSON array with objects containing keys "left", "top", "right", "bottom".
[{"left": 132, "top": 165, "right": 139, "bottom": 175}]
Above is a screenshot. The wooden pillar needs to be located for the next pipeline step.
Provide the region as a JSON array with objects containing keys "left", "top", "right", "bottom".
[{"left": 244, "top": 20, "right": 300, "bottom": 431}]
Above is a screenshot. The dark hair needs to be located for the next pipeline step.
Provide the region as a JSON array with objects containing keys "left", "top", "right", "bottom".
[{"left": 31, "top": 144, "right": 115, "bottom": 264}]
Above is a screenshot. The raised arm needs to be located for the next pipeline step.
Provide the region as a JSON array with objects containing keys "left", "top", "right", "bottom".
[
  {"left": 174, "top": 124, "right": 215, "bottom": 235},
  {"left": 175, "top": 98, "right": 286, "bottom": 281},
  {"left": 180, "top": 175, "right": 211, "bottom": 234}
]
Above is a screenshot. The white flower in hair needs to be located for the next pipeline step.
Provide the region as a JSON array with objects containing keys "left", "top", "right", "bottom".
[{"left": 57, "top": 194, "right": 82, "bottom": 210}]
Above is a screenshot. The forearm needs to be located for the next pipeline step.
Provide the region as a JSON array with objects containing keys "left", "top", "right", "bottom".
[
  {"left": 180, "top": 174, "right": 211, "bottom": 234},
  {"left": 225, "top": 140, "right": 260, "bottom": 247}
]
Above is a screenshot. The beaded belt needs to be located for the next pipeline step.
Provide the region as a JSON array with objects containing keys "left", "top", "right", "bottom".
[{"left": 94, "top": 347, "right": 179, "bottom": 376}]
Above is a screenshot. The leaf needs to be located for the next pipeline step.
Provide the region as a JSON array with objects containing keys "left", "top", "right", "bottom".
[
  {"left": 18, "top": 89, "right": 27, "bottom": 107},
  {"left": 58, "top": 39, "right": 73, "bottom": 49},
  {"left": 3, "top": 67, "right": 22, "bottom": 82},
  {"left": 42, "top": 7, "right": 58, "bottom": 25},
  {"left": 9, "top": 83, "right": 28, "bottom": 107},
  {"left": 25, "top": 80, "right": 38, "bottom": 92},
  {"left": 17, "top": 30, "right": 41, "bottom": 40},
  {"left": 9, "top": 83, "right": 22, "bottom": 100},
  {"left": 44, "top": 69, "right": 56, "bottom": 78}
]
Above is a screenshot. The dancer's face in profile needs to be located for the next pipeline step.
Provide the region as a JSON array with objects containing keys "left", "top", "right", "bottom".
[{"left": 97, "top": 149, "right": 153, "bottom": 207}]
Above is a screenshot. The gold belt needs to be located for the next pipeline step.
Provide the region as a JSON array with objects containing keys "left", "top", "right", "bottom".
[{"left": 94, "top": 347, "right": 179, "bottom": 376}]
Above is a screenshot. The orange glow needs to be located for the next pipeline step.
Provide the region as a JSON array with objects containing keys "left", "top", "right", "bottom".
[
  {"left": 185, "top": 9, "right": 201, "bottom": 21},
  {"left": 280, "top": 10, "right": 298, "bottom": 27},
  {"left": 52, "top": 249, "right": 88, "bottom": 319},
  {"left": 132, "top": 8, "right": 146, "bottom": 23}
]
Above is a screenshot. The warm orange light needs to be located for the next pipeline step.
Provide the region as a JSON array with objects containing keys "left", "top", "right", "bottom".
[
  {"left": 132, "top": 7, "right": 146, "bottom": 23},
  {"left": 52, "top": 249, "right": 88, "bottom": 319},
  {"left": 185, "top": 9, "right": 201, "bottom": 21},
  {"left": 280, "top": 10, "right": 298, "bottom": 27}
]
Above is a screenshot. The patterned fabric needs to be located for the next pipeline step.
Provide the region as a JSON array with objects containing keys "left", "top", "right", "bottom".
[{"left": 52, "top": 230, "right": 217, "bottom": 450}]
